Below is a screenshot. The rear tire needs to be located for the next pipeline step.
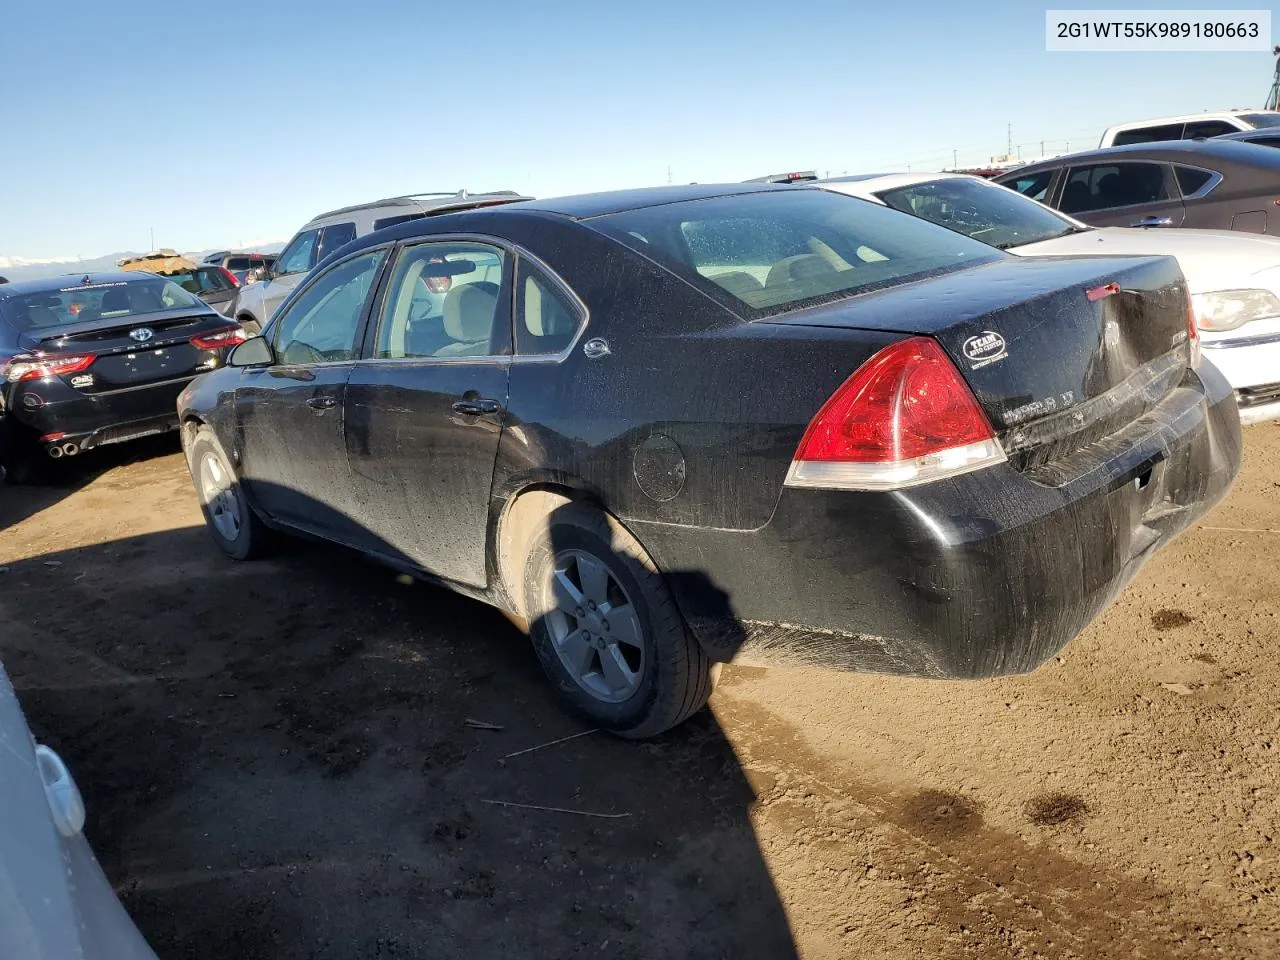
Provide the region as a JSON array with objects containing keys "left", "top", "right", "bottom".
[
  {"left": 188, "top": 427, "right": 268, "bottom": 560},
  {"left": 521, "top": 502, "right": 713, "bottom": 739}
]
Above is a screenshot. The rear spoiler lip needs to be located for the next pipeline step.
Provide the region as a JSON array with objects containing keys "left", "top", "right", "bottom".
[{"left": 17, "top": 306, "right": 220, "bottom": 351}]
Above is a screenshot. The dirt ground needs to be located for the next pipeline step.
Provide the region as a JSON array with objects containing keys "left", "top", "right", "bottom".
[{"left": 0, "top": 426, "right": 1277, "bottom": 960}]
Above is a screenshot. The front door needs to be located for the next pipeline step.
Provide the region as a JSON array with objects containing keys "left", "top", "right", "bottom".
[
  {"left": 344, "top": 239, "right": 511, "bottom": 586},
  {"left": 236, "top": 247, "right": 388, "bottom": 541}
]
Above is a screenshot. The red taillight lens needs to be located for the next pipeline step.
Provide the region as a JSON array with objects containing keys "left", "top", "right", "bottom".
[
  {"left": 787, "top": 337, "right": 1004, "bottom": 491},
  {"left": 5, "top": 354, "right": 96, "bottom": 383},
  {"left": 219, "top": 266, "right": 241, "bottom": 288},
  {"left": 191, "top": 326, "right": 247, "bottom": 351}
]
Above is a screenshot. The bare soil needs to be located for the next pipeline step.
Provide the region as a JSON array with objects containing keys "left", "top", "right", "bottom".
[{"left": 1, "top": 427, "right": 1277, "bottom": 959}]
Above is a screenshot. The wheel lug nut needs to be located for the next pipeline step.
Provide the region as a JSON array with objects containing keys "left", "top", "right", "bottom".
[
  {"left": 601, "top": 619, "right": 610, "bottom": 632},
  {"left": 574, "top": 607, "right": 584, "bottom": 618},
  {"left": 588, "top": 601, "right": 596, "bottom": 611}
]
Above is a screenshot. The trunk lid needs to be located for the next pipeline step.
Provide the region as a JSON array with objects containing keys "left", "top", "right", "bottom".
[
  {"left": 766, "top": 255, "right": 1194, "bottom": 477},
  {"left": 17, "top": 308, "right": 233, "bottom": 391}
]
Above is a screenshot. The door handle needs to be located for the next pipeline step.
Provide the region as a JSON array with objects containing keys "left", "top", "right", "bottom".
[
  {"left": 451, "top": 398, "right": 502, "bottom": 416},
  {"left": 1129, "top": 216, "right": 1173, "bottom": 228},
  {"left": 306, "top": 396, "right": 337, "bottom": 410}
]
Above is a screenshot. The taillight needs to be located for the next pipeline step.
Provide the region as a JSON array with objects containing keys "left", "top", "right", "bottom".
[
  {"left": 191, "top": 327, "right": 246, "bottom": 351},
  {"left": 219, "top": 266, "right": 241, "bottom": 288},
  {"left": 5, "top": 354, "right": 96, "bottom": 383},
  {"left": 785, "top": 336, "right": 1005, "bottom": 491}
]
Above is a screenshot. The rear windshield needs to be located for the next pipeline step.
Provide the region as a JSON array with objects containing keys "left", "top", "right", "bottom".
[
  {"left": 0, "top": 277, "right": 202, "bottom": 330},
  {"left": 877, "top": 177, "right": 1082, "bottom": 250},
  {"left": 591, "top": 189, "right": 1002, "bottom": 315}
]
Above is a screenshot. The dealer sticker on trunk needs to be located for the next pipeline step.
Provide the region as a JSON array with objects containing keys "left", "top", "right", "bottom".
[{"left": 962, "top": 330, "right": 1008, "bottom": 369}]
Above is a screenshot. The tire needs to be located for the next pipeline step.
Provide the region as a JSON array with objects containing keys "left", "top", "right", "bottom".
[
  {"left": 521, "top": 502, "right": 714, "bottom": 739},
  {"left": 188, "top": 427, "right": 268, "bottom": 560},
  {"left": 2, "top": 450, "right": 43, "bottom": 486}
]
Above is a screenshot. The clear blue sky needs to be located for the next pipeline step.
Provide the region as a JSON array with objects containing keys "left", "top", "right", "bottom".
[{"left": 0, "top": 0, "right": 1272, "bottom": 259}]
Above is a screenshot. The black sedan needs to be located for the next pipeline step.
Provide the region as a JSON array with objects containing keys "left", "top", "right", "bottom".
[
  {"left": 177, "top": 184, "right": 1241, "bottom": 737},
  {"left": 0, "top": 272, "right": 245, "bottom": 481},
  {"left": 996, "top": 139, "right": 1280, "bottom": 233}
]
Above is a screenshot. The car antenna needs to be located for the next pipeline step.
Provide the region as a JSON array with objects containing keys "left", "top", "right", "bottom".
[{"left": 81, "top": 275, "right": 93, "bottom": 284}]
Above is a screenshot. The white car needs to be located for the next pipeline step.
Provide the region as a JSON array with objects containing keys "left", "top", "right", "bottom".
[
  {"left": 0, "top": 662, "right": 157, "bottom": 959},
  {"left": 818, "top": 172, "right": 1280, "bottom": 423},
  {"left": 1099, "top": 110, "right": 1280, "bottom": 147}
]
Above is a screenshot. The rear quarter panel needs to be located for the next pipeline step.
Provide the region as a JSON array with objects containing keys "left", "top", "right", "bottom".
[{"left": 484, "top": 213, "right": 900, "bottom": 533}]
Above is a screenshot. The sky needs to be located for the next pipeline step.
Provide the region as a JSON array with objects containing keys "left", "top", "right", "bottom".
[{"left": 0, "top": 0, "right": 1273, "bottom": 260}]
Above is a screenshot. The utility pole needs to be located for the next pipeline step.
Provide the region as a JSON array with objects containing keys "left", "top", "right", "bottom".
[
  {"left": 666, "top": 166, "right": 672, "bottom": 185},
  {"left": 1040, "top": 140, "right": 1045, "bottom": 155},
  {"left": 953, "top": 149, "right": 958, "bottom": 168},
  {"left": 149, "top": 227, "right": 154, "bottom": 251},
  {"left": 1007, "top": 123, "right": 1012, "bottom": 158}
]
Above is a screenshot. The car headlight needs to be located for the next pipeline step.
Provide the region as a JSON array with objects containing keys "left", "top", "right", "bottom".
[{"left": 1191, "top": 289, "right": 1280, "bottom": 332}]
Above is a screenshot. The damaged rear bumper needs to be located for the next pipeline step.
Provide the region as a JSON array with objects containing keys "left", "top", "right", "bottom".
[{"left": 636, "top": 363, "right": 1242, "bottom": 679}]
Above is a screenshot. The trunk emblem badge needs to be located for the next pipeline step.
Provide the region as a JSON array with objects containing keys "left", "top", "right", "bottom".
[
  {"left": 128, "top": 327, "right": 155, "bottom": 343},
  {"left": 962, "top": 331, "right": 1007, "bottom": 370}
]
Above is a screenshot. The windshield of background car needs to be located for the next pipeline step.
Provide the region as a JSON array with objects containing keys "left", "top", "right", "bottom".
[
  {"left": 592, "top": 189, "right": 1003, "bottom": 315},
  {"left": 876, "top": 178, "right": 1081, "bottom": 250},
  {"left": 0, "top": 277, "right": 203, "bottom": 331}
]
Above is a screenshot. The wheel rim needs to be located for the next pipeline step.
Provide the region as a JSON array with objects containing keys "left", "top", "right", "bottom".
[
  {"left": 199, "top": 451, "right": 242, "bottom": 542},
  {"left": 544, "top": 549, "right": 646, "bottom": 703}
]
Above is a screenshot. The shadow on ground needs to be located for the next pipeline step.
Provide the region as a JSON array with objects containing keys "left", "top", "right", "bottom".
[
  {"left": 0, "top": 521, "right": 798, "bottom": 959},
  {"left": 0, "top": 434, "right": 182, "bottom": 530}
]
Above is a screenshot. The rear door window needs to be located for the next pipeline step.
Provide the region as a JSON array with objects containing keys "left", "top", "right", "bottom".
[
  {"left": 1112, "top": 123, "right": 1185, "bottom": 145},
  {"left": 276, "top": 229, "right": 320, "bottom": 276},
  {"left": 373, "top": 242, "right": 508, "bottom": 359},
  {"left": 317, "top": 222, "right": 358, "bottom": 262},
  {"left": 1059, "top": 162, "right": 1173, "bottom": 213}
]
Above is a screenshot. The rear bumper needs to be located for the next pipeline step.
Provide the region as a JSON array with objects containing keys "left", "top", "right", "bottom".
[
  {"left": 7, "top": 376, "right": 190, "bottom": 450},
  {"left": 635, "top": 363, "right": 1242, "bottom": 678}
]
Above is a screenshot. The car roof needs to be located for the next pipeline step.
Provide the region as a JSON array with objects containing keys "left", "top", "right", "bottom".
[
  {"left": 511, "top": 182, "right": 792, "bottom": 220},
  {"left": 0, "top": 271, "right": 158, "bottom": 298},
  {"left": 1103, "top": 110, "right": 1273, "bottom": 132},
  {"left": 997, "top": 138, "right": 1280, "bottom": 174},
  {"left": 303, "top": 190, "right": 530, "bottom": 226}
]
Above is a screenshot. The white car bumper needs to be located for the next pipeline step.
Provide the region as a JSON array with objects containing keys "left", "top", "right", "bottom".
[{"left": 1200, "top": 330, "right": 1280, "bottom": 424}]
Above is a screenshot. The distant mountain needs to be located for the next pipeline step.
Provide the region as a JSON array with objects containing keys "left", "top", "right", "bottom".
[{"left": 0, "top": 243, "right": 286, "bottom": 284}]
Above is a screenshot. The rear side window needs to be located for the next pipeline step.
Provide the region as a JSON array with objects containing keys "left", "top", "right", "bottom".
[
  {"left": 1060, "top": 162, "right": 1172, "bottom": 213},
  {"left": 593, "top": 190, "right": 1002, "bottom": 316},
  {"left": 1112, "top": 123, "right": 1184, "bottom": 146},
  {"left": 515, "top": 263, "right": 582, "bottom": 356},
  {"left": 317, "top": 222, "right": 358, "bottom": 261},
  {"left": 1174, "top": 166, "right": 1215, "bottom": 197},
  {"left": 1001, "top": 170, "right": 1054, "bottom": 201}
]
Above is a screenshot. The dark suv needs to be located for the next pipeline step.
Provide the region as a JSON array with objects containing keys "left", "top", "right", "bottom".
[{"left": 995, "top": 139, "right": 1280, "bottom": 234}]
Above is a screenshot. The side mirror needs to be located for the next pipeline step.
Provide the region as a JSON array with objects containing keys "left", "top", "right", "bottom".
[{"left": 228, "top": 336, "right": 274, "bottom": 368}]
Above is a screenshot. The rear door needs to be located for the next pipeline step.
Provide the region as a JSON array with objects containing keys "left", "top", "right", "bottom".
[
  {"left": 343, "top": 238, "right": 511, "bottom": 586},
  {"left": 1056, "top": 160, "right": 1184, "bottom": 228},
  {"left": 235, "top": 247, "right": 387, "bottom": 538}
]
